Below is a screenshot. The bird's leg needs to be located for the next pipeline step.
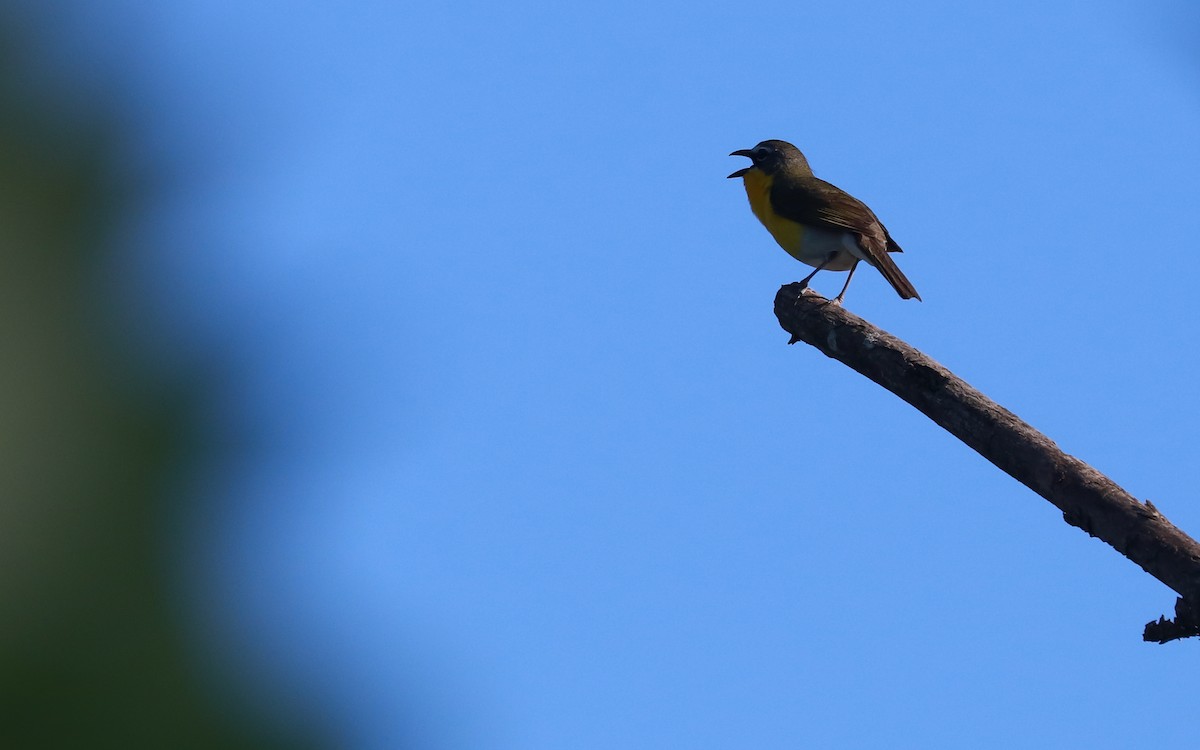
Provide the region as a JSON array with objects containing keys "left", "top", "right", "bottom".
[
  {"left": 831, "top": 260, "right": 860, "bottom": 306},
  {"left": 797, "top": 252, "right": 837, "bottom": 291}
]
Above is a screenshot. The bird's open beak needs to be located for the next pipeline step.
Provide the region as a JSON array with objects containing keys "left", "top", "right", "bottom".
[{"left": 727, "top": 149, "right": 753, "bottom": 178}]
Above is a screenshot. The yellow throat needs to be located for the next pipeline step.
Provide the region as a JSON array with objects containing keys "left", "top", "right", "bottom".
[{"left": 740, "top": 168, "right": 804, "bottom": 260}]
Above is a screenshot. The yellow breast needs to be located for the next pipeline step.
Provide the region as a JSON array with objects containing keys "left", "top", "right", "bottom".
[{"left": 741, "top": 168, "right": 804, "bottom": 256}]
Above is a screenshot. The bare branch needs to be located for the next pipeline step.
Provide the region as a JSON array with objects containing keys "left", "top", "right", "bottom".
[{"left": 774, "top": 283, "right": 1200, "bottom": 643}]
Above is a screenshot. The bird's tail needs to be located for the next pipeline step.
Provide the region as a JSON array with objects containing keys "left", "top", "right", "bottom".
[{"left": 872, "top": 251, "right": 921, "bottom": 301}]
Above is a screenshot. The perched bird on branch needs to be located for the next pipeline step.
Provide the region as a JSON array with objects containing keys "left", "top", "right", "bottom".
[{"left": 728, "top": 139, "right": 920, "bottom": 303}]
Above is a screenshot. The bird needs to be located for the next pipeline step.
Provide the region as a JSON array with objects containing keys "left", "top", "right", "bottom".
[{"left": 728, "top": 139, "right": 920, "bottom": 303}]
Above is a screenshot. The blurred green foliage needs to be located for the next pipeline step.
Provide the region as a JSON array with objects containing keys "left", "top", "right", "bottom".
[{"left": 0, "top": 11, "right": 323, "bottom": 750}]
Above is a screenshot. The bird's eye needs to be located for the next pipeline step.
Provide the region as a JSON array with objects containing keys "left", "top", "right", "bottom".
[{"left": 752, "top": 148, "right": 771, "bottom": 161}]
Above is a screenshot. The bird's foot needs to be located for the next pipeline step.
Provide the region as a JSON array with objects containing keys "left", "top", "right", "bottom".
[{"left": 784, "top": 281, "right": 813, "bottom": 305}]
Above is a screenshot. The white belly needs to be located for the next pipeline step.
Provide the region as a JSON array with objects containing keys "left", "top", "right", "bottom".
[{"left": 791, "top": 226, "right": 866, "bottom": 271}]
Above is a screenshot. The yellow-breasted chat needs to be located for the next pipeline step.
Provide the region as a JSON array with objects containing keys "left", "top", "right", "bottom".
[{"left": 728, "top": 139, "right": 920, "bottom": 303}]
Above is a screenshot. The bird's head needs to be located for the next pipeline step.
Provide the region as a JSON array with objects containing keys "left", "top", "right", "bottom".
[{"left": 727, "top": 139, "right": 811, "bottom": 179}]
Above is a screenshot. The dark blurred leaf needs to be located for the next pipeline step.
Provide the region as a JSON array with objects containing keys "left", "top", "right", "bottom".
[{"left": 0, "top": 9, "right": 325, "bottom": 750}]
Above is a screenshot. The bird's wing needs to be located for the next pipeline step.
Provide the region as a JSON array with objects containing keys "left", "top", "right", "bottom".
[
  {"left": 771, "top": 175, "right": 919, "bottom": 299},
  {"left": 769, "top": 176, "right": 902, "bottom": 255}
]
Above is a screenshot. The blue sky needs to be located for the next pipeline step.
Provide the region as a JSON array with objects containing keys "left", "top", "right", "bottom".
[{"left": 42, "top": 0, "right": 1200, "bottom": 747}]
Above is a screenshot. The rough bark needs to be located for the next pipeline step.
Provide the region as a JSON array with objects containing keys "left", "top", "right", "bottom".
[{"left": 774, "top": 283, "right": 1200, "bottom": 643}]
